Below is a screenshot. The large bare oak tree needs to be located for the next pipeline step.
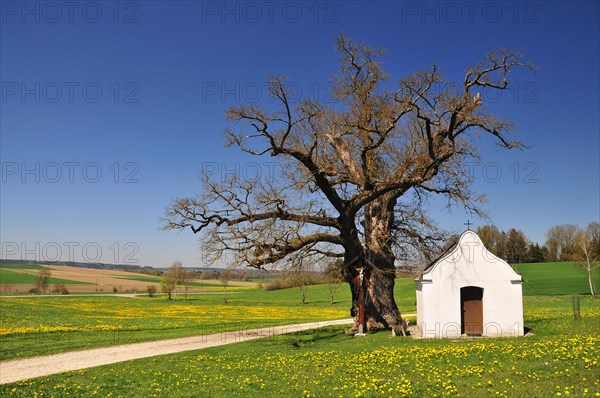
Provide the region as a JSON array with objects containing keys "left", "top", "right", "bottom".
[{"left": 163, "top": 35, "right": 534, "bottom": 332}]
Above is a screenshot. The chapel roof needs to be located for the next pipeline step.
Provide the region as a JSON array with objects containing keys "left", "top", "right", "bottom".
[{"left": 413, "top": 230, "right": 482, "bottom": 281}]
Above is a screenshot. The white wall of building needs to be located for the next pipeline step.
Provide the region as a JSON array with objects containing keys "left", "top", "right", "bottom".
[{"left": 415, "top": 230, "right": 524, "bottom": 338}]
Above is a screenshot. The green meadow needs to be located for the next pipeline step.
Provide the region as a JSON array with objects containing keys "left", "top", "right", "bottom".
[
  {"left": 0, "top": 278, "right": 419, "bottom": 361},
  {"left": 116, "top": 275, "right": 241, "bottom": 289},
  {"left": 0, "top": 268, "right": 90, "bottom": 286},
  {"left": 0, "top": 262, "right": 599, "bottom": 397},
  {"left": 1, "top": 294, "right": 598, "bottom": 398},
  {"left": 0, "top": 264, "right": 45, "bottom": 270},
  {"left": 516, "top": 262, "right": 600, "bottom": 296},
  {"left": 0, "top": 284, "right": 353, "bottom": 360}
]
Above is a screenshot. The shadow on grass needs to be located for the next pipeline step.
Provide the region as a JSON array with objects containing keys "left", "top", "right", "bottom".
[{"left": 284, "top": 326, "right": 348, "bottom": 349}]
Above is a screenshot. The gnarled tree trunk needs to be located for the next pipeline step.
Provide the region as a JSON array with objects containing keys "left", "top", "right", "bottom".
[
  {"left": 345, "top": 196, "right": 403, "bottom": 332},
  {"left": 344, "top": 249, "right": 403, "bottom": 333},
  {"left": 364, "top": 253, "right": 402, "bottom": 330}
]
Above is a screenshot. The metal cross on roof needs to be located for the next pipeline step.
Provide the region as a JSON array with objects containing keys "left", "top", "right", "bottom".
[{"left": 464, "top": 220, "right": 473, "bottom": 230}]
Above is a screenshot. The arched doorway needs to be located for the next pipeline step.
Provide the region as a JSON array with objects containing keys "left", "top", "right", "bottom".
[{"left": 461, "top": 286, "right": 483, "bottom": 336}]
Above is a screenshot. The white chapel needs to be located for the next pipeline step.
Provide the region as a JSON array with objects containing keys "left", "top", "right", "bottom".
[{"left": 413, "top": 230, "right": 524, "bottom": 338}]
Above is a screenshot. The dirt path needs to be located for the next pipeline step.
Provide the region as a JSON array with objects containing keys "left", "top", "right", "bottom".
[{"left": 0, "top": 318, "right": 354, "bottom": 385}]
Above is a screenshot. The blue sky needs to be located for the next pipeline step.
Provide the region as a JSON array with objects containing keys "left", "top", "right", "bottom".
[{"left": 1, "top": 1, "right": 598, "bottom": 267}]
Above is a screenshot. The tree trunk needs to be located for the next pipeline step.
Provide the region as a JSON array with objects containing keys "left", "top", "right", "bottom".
[
  {"left": 300, "top": 285, "right": 308, "bottom": 305},
  {"left": 329, "top": 284, "right": 337, "bottom": 305},
  {"left": 344, "top": 196, "right": 403, "bottom": 332},
  {"left": 345, "top": 252, "right": 403, "bottom": 332},
  {"left": 588, "top": 268, "right": 596, "bottom": 299},
  {"left": 365, "top": 252, "right": 403, "bottom": 330}
]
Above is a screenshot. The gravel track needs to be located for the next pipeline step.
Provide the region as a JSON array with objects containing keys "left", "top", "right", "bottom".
[{"left": 0, "top": 318, "right": 354, "bottom": 385}]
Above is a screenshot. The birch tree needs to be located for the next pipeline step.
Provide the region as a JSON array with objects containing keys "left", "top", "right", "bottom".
[{"left": 574, "top": 223, "right": 600, "bottom": 298}]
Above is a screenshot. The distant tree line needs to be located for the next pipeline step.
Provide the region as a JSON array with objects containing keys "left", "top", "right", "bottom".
[{"left": 476, "top": 222, "right": 600, "bottom": 264}]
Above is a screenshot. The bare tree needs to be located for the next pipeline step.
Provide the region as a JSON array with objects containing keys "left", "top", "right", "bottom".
[
  {"left": 573, "top": 223, "right": 600, "bottom": 298},
  {"left": 163, "top": 35, "right": 534, "bottom": 332},
  {"left": 546, "top": 224, "right": 579, "bottom": 261},
  {"left": 180, "top": 267, "right": 193, "bottom": 300},
  {"left": 324, "top": 259, "right": 344, "bottom": 305},
  {"left": 220, "top": 268, "right": 232, "bottom": 304},
  {"left": 35, "top": 268, "right": 51, "bottom": 294},
  {"left": 289, "top": 257, "right": 314, "bottom": 305},
  {"left": 146, "top": 285, "right": 157, "bottom": 297},
  {"left": 161, "top": 260, "right": 183, "bottom": 300}
]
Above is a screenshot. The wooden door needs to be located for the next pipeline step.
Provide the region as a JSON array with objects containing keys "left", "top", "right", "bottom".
[{"left": 461, "top": 287, "right": 483, "bottom": 336}]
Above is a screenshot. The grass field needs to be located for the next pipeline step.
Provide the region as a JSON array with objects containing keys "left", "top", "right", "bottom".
[
  {"left": 1, "top": 263, "right": 599, "bottom": 397},
  {"left": 115, "top": 275, "right": 164, "bottom": 283},
  {"left": 0, "top": 284, "right": 354, "bottom": 360},
  {"left": 0, "top": 264, "right": 45, "bottom": 270},
  {"left": 0, "top": 264, "right": 260, "bottom": 293},
  {"left": 0, "top": 263, "right": 596, "bottom": 360},
  {"left": 0, "top": 295, "right": 598, "bottom": 397},
  {"left": 1, "top": 261, "right": 597, "bottom": 296},
  {"left": 516, "top": 262, "right": 600, "bottom": 296},
  {"left": 0, "top": 279, "right": 420, "bottom": 361},
  {"left": 0, "top": 268, "right": 91, "bottom": 285},
  {"left": 116, "top": 275, "right": 249, "bottom": 289}
]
